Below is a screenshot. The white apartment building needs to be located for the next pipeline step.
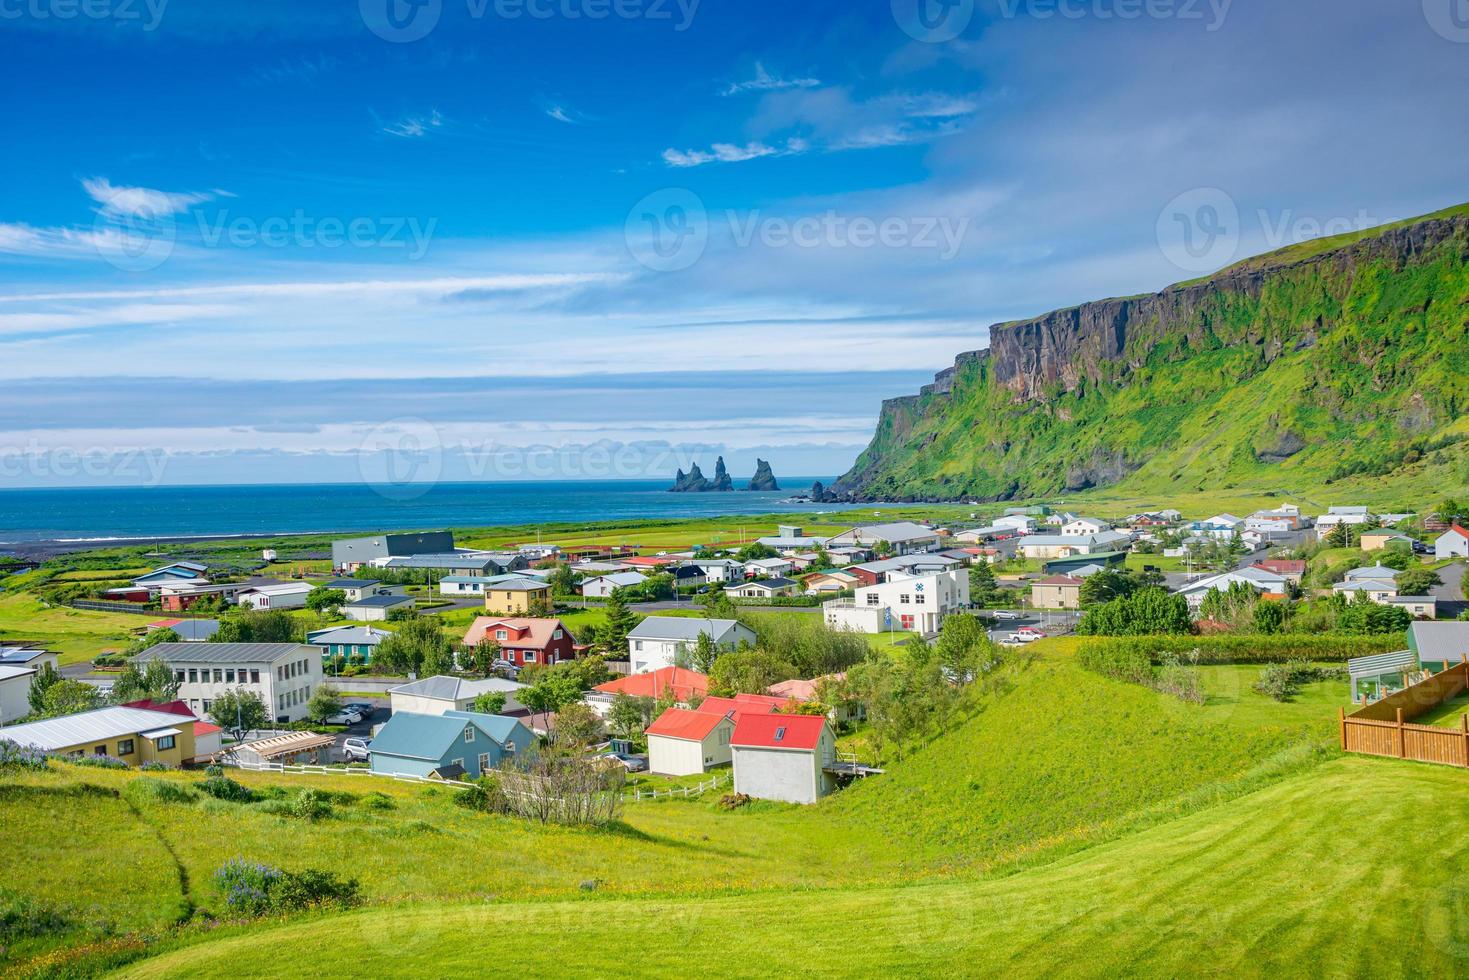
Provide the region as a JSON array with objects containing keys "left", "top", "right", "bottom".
[
  {"left": 823, "top": 569, "right": 970, "bottom": 635},
  {"left": 132, "top": 642, "right": 325, "bottom": 724}
]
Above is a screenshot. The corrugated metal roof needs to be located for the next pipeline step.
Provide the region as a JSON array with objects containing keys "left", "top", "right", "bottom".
[
  {"left": 1347, "top": 649, "right": 1418, "bottom": 678},
  {"left": 134, "top": 643, "right": 311, "bottom": 665},
  {"left": 1408, "top": 623, "right": 1469, "bottom": 664},
  {"left": 0, "top": 706, "right": 192, "bottom": 750},
  {"left": 389, "top": 675, "right": 524, "bottom": 700}
]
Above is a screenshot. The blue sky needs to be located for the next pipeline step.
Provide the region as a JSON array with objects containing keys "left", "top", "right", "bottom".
[{"left": 2, "top": 0, "right": 1467, "bottom": 487}]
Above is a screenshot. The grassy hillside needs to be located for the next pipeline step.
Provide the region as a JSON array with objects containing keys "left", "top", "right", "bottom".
[
  {"left": 837, "top": 203, "right": 1469, "bottom": 505},
  {"left": 116, "top": 757, "right": 1469, "bottom": 978},
  {"left": 0, "top": 651, "right": 1369, "bottom": 976}
]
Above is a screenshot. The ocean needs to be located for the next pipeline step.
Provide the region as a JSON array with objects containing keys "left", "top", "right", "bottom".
[{"left": 0, "top": 479, "right": 863, "bottom": 547}]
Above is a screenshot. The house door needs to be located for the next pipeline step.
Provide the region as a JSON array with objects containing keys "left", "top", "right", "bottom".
[{"left": 477, "top": 753, "right": 490, "bottom": 773}]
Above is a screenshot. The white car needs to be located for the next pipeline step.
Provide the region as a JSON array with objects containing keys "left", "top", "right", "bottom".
[
  {"left": 324, "top": 708, "right": 364, "bottom": 726},
  {"left": 342, "top": 737, "right": 371, "bottom": 763},
  {"left": 992, "top": 610, "right": 1023, "bottom": 620}
]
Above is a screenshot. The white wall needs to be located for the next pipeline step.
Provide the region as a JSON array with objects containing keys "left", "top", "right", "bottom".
[
  {"left": 0, "top": 673, "right": 33, "bottom": 725},
  {"left": 648, "top": 733, "right": 729, "bottom": 776},
  {"left": 732, "top": 746, "right": 824, "bottom": 804}
]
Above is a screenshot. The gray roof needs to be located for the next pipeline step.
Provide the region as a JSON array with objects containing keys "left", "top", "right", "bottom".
[
  {"left": 626, "top": 617, "right": 747, "bottom": 644},
  {"left": 134, "top": 642, "right": 313, "bottom": 665},
  {"left": 308, "top": 626, "right": 390, "bottom": 646},
  {"left": 168, "top": 620, "right": 220, "bottom": 642},
  {"left": 741, "top": 577, "right": 797, "bottom": 589},
  {"left": 1409, "top": 622, "right": 1469, "bottom": 663},
  {"left": 830, "top": 522, "right": 938, "bottom": 544},
  {"left": 389, "top": 675, "right": 525, "bottom": 700},
  {"left": 324, "top": 579, "right": 372, "bottom": 589},
  {"left": 346, "top": 594, "right": 415, "bottom": 608},
  {"left": 1347, "top": 648, "right": 1417, "bottom": 678},
  {"left": 0, "top": 705, "right": 193, "bottom": 751},
  {"left": 385, "top": 553, "right": 504, "bottom": 570},
  {"left": 484, "top": 579, "right": 550, "bottom": 592}
]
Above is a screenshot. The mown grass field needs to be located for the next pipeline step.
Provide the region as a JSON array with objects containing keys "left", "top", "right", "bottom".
[
  {"left": 114, "top": 757, "right": 1469, "bottom": 979},
  {"left": 2, "top": 642, "right": 1408, "bottom": 977},
  {"left": 0, "top": 593, "right": 147, "bottom": 664}
]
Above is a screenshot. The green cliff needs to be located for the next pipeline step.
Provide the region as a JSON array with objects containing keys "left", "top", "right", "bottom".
[{"left": 834, "top": 202, "right": 1469, "bottom": 504}]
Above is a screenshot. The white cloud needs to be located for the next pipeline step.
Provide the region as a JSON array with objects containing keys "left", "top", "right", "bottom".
[
  {"left": 81, "top": 177, "right": 223, "bottom": 219},
  {"left": 722, "top": 63, "right": 821, "bottom": 96},
  {"left": 662, "top": 138, "right": 808, "bottom": 169},
  {"left": 545, "top": 105, "right": 582, "bottom": 125},
  {"left": 382, "top": 109, "right": 443, "bottom": 138}
]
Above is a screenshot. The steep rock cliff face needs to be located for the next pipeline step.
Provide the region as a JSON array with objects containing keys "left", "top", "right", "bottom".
[{"left": 833, "top": 205, "right": 1469, "bottom": 502}]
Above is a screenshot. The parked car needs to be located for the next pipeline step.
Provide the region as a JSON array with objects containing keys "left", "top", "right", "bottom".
[
  {"left": 325, "top": 708, "right": 364, "bottom": 726},
  {"left": 998, "top": 634, "right": 1025, "bottom": 647},
  {"left": 1011, "top": 632, "right": 1041, "bottom": 644},
  {"left": 1016, "top": 626, "right": 1047, "bottom": 638},
  {"left": 992, "top": 610, "right": 1023, "bottom": 620},
  {"left": 599, "top": 751, "right": 648, "bottom": 773},
  {"left": 343, "top": 701, "right": 375, "bottom": 719},
  {"left": 342, "top": 737, "right": 371, "bottom": 763}
]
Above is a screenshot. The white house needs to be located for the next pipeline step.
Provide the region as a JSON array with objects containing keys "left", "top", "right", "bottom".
[
  {"left": 1018, "top": 531, "right": 1131, "bottom": 560},
  {"left": 0, "top": 646, "right": 59, "bottom": 672},
  {"left": 321, "top": 579, "right": 407, "bottom": 603},
  {"left": 824, "top": 569, "right": 970, "bottom": 635},
  {"left": 0, "top": 665, "right": 35, "bottom": 725},
  {"left": 237, "top": 582, "right": 311, "bottom": 611},
  {"left": 1173, "top": 566, "right": 1288, "bottom": 610},
  {"left": 132, "top": 643, "right": 324, "bottom": 724},
  {"left": 646, "top": 707, "right": 736, "bottom": 776},
  {"left": 625, "top": 617, "right": 756, "bottom": 674},
  {"left": 1317, "top": 506, "right": 1372, "bottom": 528},
  {"left": 992, "top": 515, "right": 1037, "bottom": 534},
  {"left": 387, "top": 675, "right": 527, "bottom": 716},
  {"left": 692, "top": 559, "right": 745, "bottom": 583},
  {"left": 730, "top": 713, "right": 837, "bottom": 804},
  {"left": 1333, "top": 579, "right": 1400, "bottom": 603},
  {"left": 1343, "top": 564, "right": 1403, "bottom": 583},
  {"left": 825, "top": 522, "right": 940, "bottom": 555},
  {"left": 439, "top": 575, "right": 521, "bottom": 597},
  {"left": 1061, "top": 517, "right": 1110, "bottom": 537},
  {"left": 342, "top": 594, "right": 417, "bottom": 621},
  {"left": 727, "top": 577, "right": 798, "bottom": 599},
  {"left": 581, "top": 571, "right": 649, "bottom": 598},
  {"left": 1436, "top": 525, "right": 1469, "bottom": 560},
  {"left": 744, "top": 557, "right": 795, "bottom": 579}
]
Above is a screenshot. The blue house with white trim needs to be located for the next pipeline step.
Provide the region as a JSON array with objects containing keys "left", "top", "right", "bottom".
[{"left": 368, "top": 710, "right": 533, "bottom": 779}]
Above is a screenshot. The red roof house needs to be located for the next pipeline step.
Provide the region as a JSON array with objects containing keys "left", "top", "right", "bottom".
[
  {"left": 462, "top": 617, "right": 579, "bottom": 666},
  {"left": 593, "top": 666, "right": 709, "bottom": 703},
  {"left": 730, "top": 714, "right": 838, "bottom": 804},
  {"left": 730, "top": 713, "right": 830, "bottom": 751}
]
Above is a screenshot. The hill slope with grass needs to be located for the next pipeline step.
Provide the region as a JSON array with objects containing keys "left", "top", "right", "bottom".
[
  {"left": 1, "top": 653, "right": 1372, "bottom": 975},
  {"left": 833, "top": 202, "right": 1469, "bottom": 504}
]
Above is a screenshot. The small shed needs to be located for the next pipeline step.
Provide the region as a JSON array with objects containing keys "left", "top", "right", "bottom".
[
  {"left": 1346, "top": 649, "right": 1420, "bottom": 703},
  {"left": 230, "top": 731, "right": 335, "bottom": 767}
]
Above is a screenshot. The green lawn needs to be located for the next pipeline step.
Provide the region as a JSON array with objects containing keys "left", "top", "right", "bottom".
[
  {"left": 0, "top": 594, "right": 147, "bottom": 665},
  {"left": 116, "top": 757, "right": 1469, "bottom": 979}
]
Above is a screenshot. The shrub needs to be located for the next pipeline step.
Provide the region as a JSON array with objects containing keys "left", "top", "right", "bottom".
[
  {"left": 0, "top": 890, "right": 70, "bottom": 941},
  {"left": 359, "top": 791, "right": 395, "bottom": 811},
  {"left": 213, "top": 859, "right": 359, "bottom": 916},
  {"left": 0, "top": 739, "right": 50, "bottom": 773},
  {"left": 66, "top": 754, "right": 128, "bottom": 770},
  {"left": 718, "top": 793, "right": 751, "bottom": 810},
  {"left": 454, "top": 775, "right": 509, "bottom": 814},
  {"left": 1254, "top": 660, "right": 1348, "bottom": 702},
  {"left": 289, "top": 788, "right": 333, "bottom": 821},
  {"left": 213, "top": 859, "right": 283, "bottom": 916},
  {"left": 1077, "top": 645, "right": 1203, "bottom": 705},
  {"left": 139, "top": 761, "right": 173, "bottom": 772},
  {"left": 124, "top": 777, "right": 199, "bottom": 806},
  {"left": 1075, "top": 633, "right": 1403, "bottom": 666},
  {"left": 199, "top": 775, "right": 256, "bottom": 803}
]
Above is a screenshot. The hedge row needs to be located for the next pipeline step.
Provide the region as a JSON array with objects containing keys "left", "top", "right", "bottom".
[{"left": 1075, "top": 632, "right": 1407, "bottom": 666}]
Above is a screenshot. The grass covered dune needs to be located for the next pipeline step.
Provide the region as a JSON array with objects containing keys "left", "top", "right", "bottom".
[{"left": 119, "top": 758, "right": 1469, "bottom": 978}]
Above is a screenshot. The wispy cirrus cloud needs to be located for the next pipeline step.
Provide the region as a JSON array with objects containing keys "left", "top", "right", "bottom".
[
  {"left": 722, "top": 62, "right": 820, "bottom": 96},
  {"left": 82, "top": 177, "right": 225, "bottom": 218},
  {"left": 380, "top": 109, "right": 443, "bottom": 138},
  {"left": 662, "top": 137, "right": 809, "bottom": 169}
]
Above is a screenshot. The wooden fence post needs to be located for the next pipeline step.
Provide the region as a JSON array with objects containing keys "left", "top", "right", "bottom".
[
  {"left": 1461, "top": 713, "right": 1468, "bottom": 769},
  {"left": 1338, "top": 707, "right": 1346, "bottom": 751},
  {"left": 1397, "top": 708, "right": 1406, "bottom": 759}
]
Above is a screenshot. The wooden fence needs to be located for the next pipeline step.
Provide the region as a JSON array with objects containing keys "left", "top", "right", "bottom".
[
  {"left": 224, "top": 759, "right": 472, "bottom": 789},
  {"left": 1341, "top": 662, "right": 1469, "bottom": 768}
]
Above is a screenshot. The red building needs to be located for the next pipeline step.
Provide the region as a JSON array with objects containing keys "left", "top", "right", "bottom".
[{"left": 461, "top": 617, "right": 580, "bottom": 667}]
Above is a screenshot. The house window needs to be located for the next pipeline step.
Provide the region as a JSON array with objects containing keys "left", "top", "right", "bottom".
[
  {"left": 554, "top": 630, "right": 563, "bottom": 639},
  {"left": 188, "top": 669, "right": 198, "bottom": 683},
  {"left": 634, "top": 640, "right": 643, "bottom": 651},
  {"left": 496, "top": 630, "right": 507, "bottom": 641},
  {"left": 865, "top": 594, "right": 880, "bottom": 606},
  {"left": 213, "top": 669, "right": 223, "bottom": 683},
  {"left": 464, "top": 726, "right": 475, "bottom": 743},
  {"left": 202, "top": 700, "right": 213, "bottom": 713},
  {"left": 94, "top": 744, "right": 108, "bottom": 756},
  {"left": 174, "top": 670, "right": 185, "bottom": 683},
  {"left": 250, "top": 670, "right": 260, "bottom": 683},
  {"left": 155, "top": 734, "right": 176, "bottom": 751},
  {"left": 524, "top": 651, "right": 537, "bottom": 663},
  {"left": 117, "top": 739, "right": 135, "bottom": 756},
  {"left": 899, "top": 594, "right": 910, "bottom": 605},
  {"left": 226, "top": 669, "right": 235, "bottom": 683}
]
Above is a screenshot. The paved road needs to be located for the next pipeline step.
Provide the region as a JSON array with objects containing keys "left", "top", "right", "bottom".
[{"left": 1433, "top": 560, "right": 1466, "bottom": 618}]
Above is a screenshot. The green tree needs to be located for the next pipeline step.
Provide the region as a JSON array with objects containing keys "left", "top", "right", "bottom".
[
  {"left": 708, "top": 649, "right": 797, "bottom": 696},
  {"left": 697, "top": 588, "right": 737, "bottom": 619},
  {"left": 374, "top": 617, "right": 450, "bottom": 677},
  {"left": 307, "top": 684, "right": 344, "bottom": 724},
  {"left": 1078, "top": 569, "right": 1135, "bottom": 607},
  {"left": 126, "top": 627, "right": 180, "bottom": 655},
  {"left": 689, "top": 631, "right": 719, "bottom": 673},
  {"left": 932, "top": 613, "right": 998, "bottom": 682},
  {"left": 40, "top": 680, "right": 103, "bottom": 718},
  {"left": 735, "top": 542, "right": 778, "bottom": 560},
  {"left": 547, "top": 563, "right": 580, "bottom": 596},
  {"left": 305, "top": 587, "right": 347, "bottom": 615},
  {"left": 607, "top": 693, "right": 656, "bottom": 741},
  {"left": 471, "top": 691, "right": 507, "bottom": 714},
  {"left": 597, "top": 594, "right": 641, "bottom": 653},
  {"left": 552, "top": 701, "right": 602, "bottom": 748},
  {"left": 110, "top": 659, "right": 181, "bottom": 705},
  {"left": 518, "top": 671, "right": 584, "bottom": 716},
  {"left": 1076, "top": 587, "right": 1192, "bottom": 636},
  {"left": 27, "top": 663, "right": 62, "bottom": 715},
  {"left": 1252, "top": 599, "right": 1288, "bottom": 635},
  {"left": 1394, "top": 568, "right": 1442, "bottom": 596},
  {"left": 968, "top": 562, "right": 1001, "bottom": 606},
  {"left": 209, "top": 688, "right": 271, "bottom": 734},
  {"left": 213, "top": 609, "right": 299, "bottom": 644}
]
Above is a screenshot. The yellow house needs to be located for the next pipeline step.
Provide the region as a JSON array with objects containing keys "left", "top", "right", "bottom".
[
  {"left": 1359, "top": 531, "right": 1414, "bottom": 553},
  {"left": 484, "top": 580, "right": 552, "bottom": 615},
  {"left": 1031, "top": 574, "right": 1083, "bottom": 610},
  {"left": 0, "top": 705, "right": 196, "bottom": 767}
]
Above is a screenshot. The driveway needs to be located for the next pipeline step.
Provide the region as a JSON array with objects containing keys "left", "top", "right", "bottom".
[{"left": 1432, "top": 560, "right": 1466, "bottom": 618}]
